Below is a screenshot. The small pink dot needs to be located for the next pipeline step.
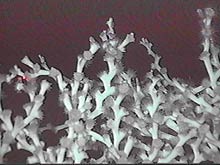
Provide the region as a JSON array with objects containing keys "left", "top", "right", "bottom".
[{"left": 21, "top": 76, "right": 29, "bottom": 81}]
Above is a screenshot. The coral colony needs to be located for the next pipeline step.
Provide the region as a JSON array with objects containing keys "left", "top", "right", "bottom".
[{"left": 1, "top": 8, "right": 220, "bottom": 164}]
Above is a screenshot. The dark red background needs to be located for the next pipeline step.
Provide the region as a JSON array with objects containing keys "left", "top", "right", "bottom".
[{"left": 0, "top": 0, "right": 220, "bottom": 163}]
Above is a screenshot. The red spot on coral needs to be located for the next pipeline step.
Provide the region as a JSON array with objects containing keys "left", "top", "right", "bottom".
[
  {"left": 22, "top": 76, "right": 30, "bottom": 81},
  {"left": 17, "top": 75, "right": 29, "bottom": 82}
]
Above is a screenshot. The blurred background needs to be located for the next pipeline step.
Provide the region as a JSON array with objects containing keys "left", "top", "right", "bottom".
[{"left": 0, "top": 0, "right": 220, "bottom": 163}]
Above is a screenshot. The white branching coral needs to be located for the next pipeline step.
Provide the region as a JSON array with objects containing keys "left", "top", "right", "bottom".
[{"left": 0, "top": 7, "right": 220, "bottom": 164}]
